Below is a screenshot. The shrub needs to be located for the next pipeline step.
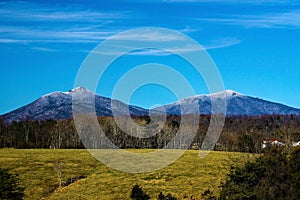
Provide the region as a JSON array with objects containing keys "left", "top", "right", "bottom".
[
  {"left": 201, "top": 189, "right": 216, "bottom": 200},
  {"left": 157, "top": 192, "right": 177, "bottom": 200},
  {"left": 130, "top": 184, "right": 150, "bottom": 200},
  {"left": 0, "top": 168, "right": 24, "bottom": 200},
  {"left": 219, "top": 147, "right": 300, "bottom": 200}
]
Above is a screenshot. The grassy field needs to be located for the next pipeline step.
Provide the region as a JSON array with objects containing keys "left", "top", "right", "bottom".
[{"left": 0, "top": 149, "right": 255, "bottom": 199}]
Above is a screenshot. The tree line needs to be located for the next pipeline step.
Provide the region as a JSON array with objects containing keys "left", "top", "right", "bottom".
[{"left": 0, "top": 114, "right": 300, "bottom": 152}]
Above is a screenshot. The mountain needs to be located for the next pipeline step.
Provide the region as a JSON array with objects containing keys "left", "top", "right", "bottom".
[
  {"left": 158, "top": 90, "right": 300, "bottom": 116},
  {"left": 1, "top": 89, "right": 300, "bottom": 124},
  {"left": 1, "top": 87, "right": 149, "bottom": 124}
]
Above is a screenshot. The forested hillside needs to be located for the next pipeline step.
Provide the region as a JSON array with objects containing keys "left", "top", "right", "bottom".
[{"left": 0, "top": 115, "right": 299, "bottom": 152}]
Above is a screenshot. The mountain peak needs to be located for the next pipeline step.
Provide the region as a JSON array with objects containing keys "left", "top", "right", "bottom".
[
  {"left": 208, "top": 90, "right": 243, "bottom": 98},
  {"left": 67, "top": 87, "right": 91, "bottom": 93},
  {"left": 224, "top": 90, "right": 243, "bottom": 96},
  {"left": 1, "top": 87, "right": 149, "bottom": 123},
  {"left": 161, "top": 89, "right": 300, "bottom": 116},
  {"left": 40, "top": 87, "right": 93, "bottom": 99}
]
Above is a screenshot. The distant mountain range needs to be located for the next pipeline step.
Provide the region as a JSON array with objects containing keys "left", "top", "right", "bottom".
[
  {"left": 1, "top": 87, "right": 300, "bottom": 123},
  {"left": 159, "top": 90, "right": 300, "bottom": 116}
]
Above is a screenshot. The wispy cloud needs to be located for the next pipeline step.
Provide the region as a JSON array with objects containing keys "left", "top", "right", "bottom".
[
  {"left": 90, "top": 46, "right": 199, "bottom": 57},
  {"left": 0, "top": 26, "right": 118, "bottom": 44},
  {"left": 117, "top": 0, "right": 297, "bottom": 4},
  {"left": 111, "top": 29, "right": 186, "bottom": 41},
  {"left": 204, "top": 37, "right": 241, "bottom": 49},
  {"left": 1, "top": 0, "right": 296, "bottom": 55},
  {"left": 133, "top": 37, "right": 240, "bottom": 55},
  {"left": 90, "top": 37, "right": 240, "bottom": 56},
  {"left": 127, "top": 44, "right": 201, "bottom": 56},
  {"left": 163, "top": 0, "right": 297, "bottom": 4},
  {"left": 0, "top": 1, "right": 124, "bottom": 22},
  {"left": 0, "top": 1, "right": 126, "bottom": 48},
  {"left": 31, "top": 47, "right": 57, "bottom": 52},
  {"left": 0, "top": 38, "right": 28, "bottom": 43},
  {"left": 197, "top": 10, "right": 300, "bottom": 28},
  {"left": 179, "top": 27, "right": 202, "bottom": 33}
]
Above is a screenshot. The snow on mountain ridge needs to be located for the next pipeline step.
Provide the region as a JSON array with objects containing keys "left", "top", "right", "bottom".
[
  {"left": 1, "top": 88, "right": 300, "bottom": 124},
  {"left": 65, "top": 86, "right": 94, "bottom": 94},
  {"left": 170, "top": 90, "right": 241, "bottom": 105},
  {"left": 1, "top": 87, "right": 149, "bottom": 124},
  {"left": 158, "top": 90, "right": 300, "bottom": 116}
]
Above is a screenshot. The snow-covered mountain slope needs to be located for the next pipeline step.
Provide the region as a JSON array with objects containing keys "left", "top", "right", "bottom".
[
  {"left": 1, "top": 89, "right": 300, "bottom": 124},
  {"left": 155, "top": 90, "right": 300, "bottom": 116},
  {"left": 1, "top": 87, "right": 149, "bottom": 124}
]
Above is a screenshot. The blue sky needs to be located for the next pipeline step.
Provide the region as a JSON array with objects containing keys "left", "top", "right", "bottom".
[{"left": 1, "top": 0, "right": 300, "bottom": 114}]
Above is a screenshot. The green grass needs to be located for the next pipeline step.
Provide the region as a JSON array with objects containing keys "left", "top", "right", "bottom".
[{"left": 0, "top": 149, "right": 256, "bottom": 199}]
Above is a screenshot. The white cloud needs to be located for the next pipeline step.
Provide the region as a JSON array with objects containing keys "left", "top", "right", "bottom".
[
  {"left": 112, "top": 0, "right": 297, "bottom": 3},
  {"left": 0, "top": 1, "right": 124, "bottom": 22},
  {"left": 179, "top": 27, "right": 202, "bottom": 33},
  {"left": 197, "top": 10, "right": 300, "bottom": 28},
  {"left": 0, "top": 38, "right": 28, "bottom": 43},
  {"left": 0, "top": 1, "right": 126, "bottom": 46},
  {"left": 128, "top": 45, "right": 201, "bottom": 56},
  {"left": 89, "top": 37, "right": 240, "bottom": 56},
  {"left": 204, "top": 37, "right": 241, "bottom": 49},
  {"left": 163, "top": 0, "right": 296, "bottom": 4},
  {"left": 0, "top": 25, "right": 119, "bottom": 43},
  {"left": 135, "top": 37, "right": 240, "bottom": 55},
  {"left": 31, "top": 47, "right": 57, "bottom": 52},
  {"left": 111, "top": 29, "right": 186, "bottom": 41}
]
